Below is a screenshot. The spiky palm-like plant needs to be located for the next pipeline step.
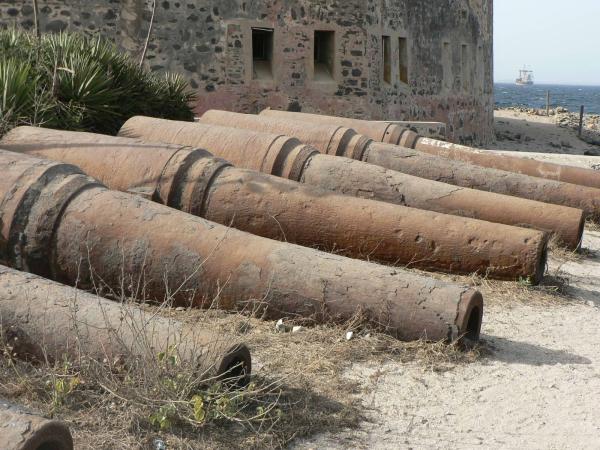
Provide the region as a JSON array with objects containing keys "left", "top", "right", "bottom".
[
  {"left": 0, "top": 58, "right": 38, "bottom": 135},
  {"left": 0, "top": 29, "right": 196, "bottom": 137}
]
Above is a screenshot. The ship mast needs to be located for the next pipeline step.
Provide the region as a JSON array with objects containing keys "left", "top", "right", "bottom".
[{"left": 516, "top": 67, "right": 534, "bottom": 85}]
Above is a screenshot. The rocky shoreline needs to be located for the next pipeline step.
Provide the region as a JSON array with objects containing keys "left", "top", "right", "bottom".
[{"left": 497, "top": 106, "right": 600, "bottom": 147}]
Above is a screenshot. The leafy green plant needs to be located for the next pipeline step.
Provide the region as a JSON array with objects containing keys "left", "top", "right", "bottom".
[
  {"left": 144, "top": 342, "right": 281, "bottom": 433},
  {"left": 0, "top": 58, "right": 35, "bottom": 134},
  {"left": 0, "top": 28, "right": 195, "bottom": 137},
  {"left": 44, "top": 357, "right": 81, "bottom": 413},
  {"left": 518, "top": 276, "right": 533, "bottom": 286},
  {"left": 149, "top": 404, "right": 177, "bottom": 430}
]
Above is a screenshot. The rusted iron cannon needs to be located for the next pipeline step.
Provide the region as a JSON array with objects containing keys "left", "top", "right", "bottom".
[
  {"left": 0, "top": 149, "right": 484, "bottom": 343},
  {"left": 260, "top": 108, "right": 407, "bottom": 144},
  {"left": 240, "top": 110, "right": 600, "bottom": 221},
  {"left": 361, "top": 140, "right": 600, "bottom": 222},
  {"left": 409, "top": 134, "right": 600, "bottom": 190},
  {"left": 2, "top": 126, "right": 549, "bottom": 281},
  {"left": 382, "top": 120, "right": 447, "bottom": 140},
  {"left": 486, "top": 150, "right": 600, "bottom": 170},
  {"left": 0, "top": 399, "right": 73, "bottom": 450},
  {"left": 117, "top": 116, "right": 584, "bottom": 250},
  {"left": 259, "top": 110, "right": 600, "bottom": 190},
  {"left": 0, "top": 264, "right": 251, "bottom": 382},
  {"left": 199, "top": 109, "right": 372, "bottom": 160}
]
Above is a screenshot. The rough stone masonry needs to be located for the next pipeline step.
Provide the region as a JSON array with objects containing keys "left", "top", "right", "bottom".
[{"left": 0, "top": 0, "right": 494, "bottom": 144}]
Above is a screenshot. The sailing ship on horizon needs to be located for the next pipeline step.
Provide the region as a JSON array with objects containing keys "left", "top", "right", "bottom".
[{"left": 516, "top": 67, "right": 534, "bottom": 86}]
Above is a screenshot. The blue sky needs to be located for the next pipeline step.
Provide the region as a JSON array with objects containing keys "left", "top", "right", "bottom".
[{"left": 495, "top": 0, "right": 600, "bottom": 85}]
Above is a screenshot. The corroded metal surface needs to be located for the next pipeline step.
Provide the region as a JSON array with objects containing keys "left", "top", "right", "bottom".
[
  {"left": 260, "top": 109, "right": 405, "bottom": 144},
  {"left": 249, "top": 110, "right": 597, "bottom": 230},
  {"left": 199, "top": 110, "right": 372, "bottom": 159},
  {"left": 0, "top": 399, "right": 73, "bottom": 450},
  {"left": 384, "top": 120, "right": 447, "bottom": 140},
  {"left": 118, "top": 116, "right": 582, "bottom": 250},
  {"left": 364, "top": 139, "right": 600, "bottom": 224},
  {"left": 0, "top": 265, "right": 251, "bottom": 382},
  {"left": 0, "top": 150, "right": 484, "bottom": 342},
  {"left": 308, "top": 152, "right": 584, "bottom": 245},
  {"left": 2, "top": 127, "right": 549, "bottom": 281},
  {"left": 412, "top": 135, "right": 600, "bottom": 190},
  {"left": 120, "top": 117, "right": 318, "bottom": 180},
  {"left": 200, "top": 164, "right": 549, "bottom": 282}
]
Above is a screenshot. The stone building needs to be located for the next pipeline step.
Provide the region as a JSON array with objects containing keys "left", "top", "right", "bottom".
[{"left": 0, "top": 0, "right": 494, "bottom": 143}]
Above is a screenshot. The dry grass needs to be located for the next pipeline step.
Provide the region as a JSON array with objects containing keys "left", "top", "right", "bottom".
[
  {"left": 0, "top": 270, "right": 483, "bottom": 450},
  {"left": 138, "top": 307, "right": 484, "bottom": 446},
  {"left": 404, "top": 265, "right": 572, "bottom": 310},
  {"left": 3, "top": 225, "right": 595, "bottom": 448},
  {"left": 408, "top": 224, "right": 600, "bottom": 309},
  {"left": 585, "top": 219, "right": 600, "bottom": 233},
  {"left": 0, "top": 304, "right": 483, "bottom": 449}
]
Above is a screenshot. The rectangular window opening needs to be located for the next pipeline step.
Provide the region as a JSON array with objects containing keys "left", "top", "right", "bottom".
[
  {"left": 398, "top": 37, "right": 408, "bottom": 84},
  {"left": 442, "top": 41, "right": 452, "bottom": 91},
  {"left": 252, "top": 27, "right": 273, "bottom": 80},
  {"left": 382, "top": 35, "right": 391, "bottom": 84},
  {"left": 461, "top": 43, "right": 470, "bottom": 91},
  {"left": 477, "top": 45, "right": 484, "bottom": 94},
  {"left": 314, "top": 30, "right": 335, "bottom": 81}
]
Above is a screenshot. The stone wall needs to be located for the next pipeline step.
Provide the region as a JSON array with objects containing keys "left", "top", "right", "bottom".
[{"left": 0, "top": 0, "right": 494, "bottom": 144}]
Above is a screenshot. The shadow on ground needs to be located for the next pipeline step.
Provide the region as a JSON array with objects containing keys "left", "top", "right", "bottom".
[{"left": 481, "top": 335, "right": 591, "bottom": 367}]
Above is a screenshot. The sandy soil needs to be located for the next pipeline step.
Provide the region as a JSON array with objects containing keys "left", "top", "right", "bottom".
[
  {"left": 491, "top": 108, "right": 599, "bottom": 154},
  {"left": 4, "top": 109, "right": 599, "bottom": 449},
  {"left": 293, "top": 110, "right": 600, "bottom": 450}
]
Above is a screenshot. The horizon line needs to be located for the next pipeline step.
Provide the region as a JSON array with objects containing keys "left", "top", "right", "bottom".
[{"left": 495, "top": 80, "right": 600, "bottom": 87}]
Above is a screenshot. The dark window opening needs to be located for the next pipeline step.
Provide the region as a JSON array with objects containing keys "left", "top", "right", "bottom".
[
  {"left": 382, "top": 35, "right": 391, "bottom": 84},
  {"left": 252, "top": 27, "right": 273, "bottom": 80},
  {"left": 461, "top": 43, "right": 470, "bottom": 91},
  {"left": 477, "top": 45, "right": 484, "bottom": 94},
  {"left": 314, "top": 30, "right": 335, "bottom": 81},
  {"left": 442, "top": 41, "right": 452, "bottom": 91},
  {"left": 398, "top": 37, "right": 408, "bottom": 84}
]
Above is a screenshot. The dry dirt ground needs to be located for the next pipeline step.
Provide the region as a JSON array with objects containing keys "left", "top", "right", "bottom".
[
  {"left": 493, "top": 108, "right": 599, "bottom": 155},
  {"left": 293, "top": 110, "right": 600, "bottom": 450},
  {"left": 3, "top": 110, "right": 600, "bottom": 449}
]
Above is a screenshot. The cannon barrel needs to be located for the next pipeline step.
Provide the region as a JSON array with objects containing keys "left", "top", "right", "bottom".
[
  {"left": 362, "top": 140, "right": 600, "bottom": 223},
  {"left": 249, "top": 109, "right": 600, "bottom": 223},
  {"left": 0, "top": 264, "right": 251, "bottom": 383},
  {"left": 200, "top": 109, "right": 372, "bottom": 160},
  {"left": 259, "top": 108, "right": 406, "bottom": 144},
  {"left": 1, "top": 126, "right": 550, "bottom": 282},
  {"left": 0, "top": 399, "right": 73, "bottom": 450},
  {"left": 118, "top": 116, "right": 584, "bottom": 250},
  {"left": 481, "top": 149, "right": 600, "bottom": 170},
  {"left": 410, "top": 133, "right": 600, "bottom": 190},
  {"left": 0, "top": 150, "right": 483, "bottom": 343}
]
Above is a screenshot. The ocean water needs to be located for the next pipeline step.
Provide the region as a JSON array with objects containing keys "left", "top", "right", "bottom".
[{"left": 494, "top": 83, "right": 600, "bottom": 115}]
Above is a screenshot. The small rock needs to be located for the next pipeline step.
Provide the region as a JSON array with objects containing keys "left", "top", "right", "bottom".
[
  {"left": 154, "top": 439, "right": 167, "bottom": 450},
  {"left": 292, "top": 326, "right": 304, "bottom": 333},
  {"left": 275, "top": 318, "right": 288, "bottom": 333},
  {"left": 346, "top": 331, "right": 354, "bottom": 341},
  {"left": 175, "top": 306, "right": 185, "bottom": 312}
]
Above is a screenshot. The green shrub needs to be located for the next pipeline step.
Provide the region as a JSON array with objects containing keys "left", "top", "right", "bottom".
[
  {"left": 0, "top": 29, "right": 195, "bottom": 136},
  {"left": 0, "top": 58, "right": 37, "bottom": 136}
]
